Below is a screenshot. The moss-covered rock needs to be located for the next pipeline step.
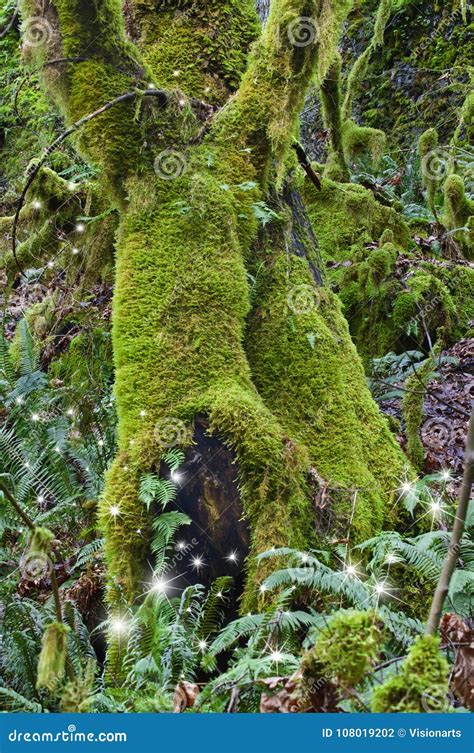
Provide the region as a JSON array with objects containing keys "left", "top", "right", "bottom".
[
  {"left": 309, "top": 609, "right": 383, "bottom": 688},
  {"left": 371, "top": 634, "right": 450, "bottom": 712},
  {"left": 443, "top": 174, "right": 474, "bottom": 258},
  {"left": 304, "top": 177, "right": 410, "bottom": 267},
  {"left": 343, "top": 0, "right": 471, "bottom": 150}
]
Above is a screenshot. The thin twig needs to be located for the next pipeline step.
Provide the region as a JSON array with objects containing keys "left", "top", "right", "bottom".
[
  {"left": 0, "top": 479, "right": 35, "bottom": 531},
  {"left": 0, "top": 3, "right": 18, "bottom": 38}
]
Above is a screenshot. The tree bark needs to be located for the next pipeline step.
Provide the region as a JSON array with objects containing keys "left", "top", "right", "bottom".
[{"left": 18, "top": 0, "right": 410, "bottom": 633}]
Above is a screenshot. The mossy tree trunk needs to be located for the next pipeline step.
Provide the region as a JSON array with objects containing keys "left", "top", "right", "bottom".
[{"left": 20, "top": 0, "right": 408, "bottom": 629}]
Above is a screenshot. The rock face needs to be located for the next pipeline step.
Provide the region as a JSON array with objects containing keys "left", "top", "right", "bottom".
[
  {"left": 300, "top": 0, "right": 471, "bottom": 159},
  {"left": 342, "top": 0, "right": 471, "bottom": 149}
]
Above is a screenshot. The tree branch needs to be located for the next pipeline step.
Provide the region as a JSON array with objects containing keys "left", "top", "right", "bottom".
[
  {"left": 12, "top": 88, "right": 167, "bottom": 277},
  {"left": 212, "top": 0, "right": 325, "bottom": 177}
]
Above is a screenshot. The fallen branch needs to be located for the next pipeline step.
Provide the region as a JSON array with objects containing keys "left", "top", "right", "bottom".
[{"left": 292, "top": 143, "right": 321, "bottom": 190}]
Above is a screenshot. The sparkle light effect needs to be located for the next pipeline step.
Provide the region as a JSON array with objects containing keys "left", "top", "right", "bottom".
[
  {"left": 372, "top": 581, "right": 392, "bottom": 605},
  {"left": 72, "top": 247, "right": 80, "bottom": 255},
  {"left": 109, "top": 617, "right": 128, "bottom": 635},
  {"left": 37, "top": 495, "right": 45, "bottom": 504},
  {"left": 75, "top": 222, "right": 85, "bottom": 233},
  {"left": 32, "top": 199, "right": 42, "bottom": 209},
  {"left": 269, "top": 649, "right": 284, "bottom": 663},
  {"left": 226, "top": 551, "right": 239, "bottom": 563},
  {"left": 441, "top": 469, "right": 452, "bottom": 482},
  {"left": 259, "top": 583, "right": 267, "bottom": 593},
  {"left": 109, "top": 505, "right": 120, "bottom": 518},
  {"left": 430, "top": 500, "right": 444, "bottom": 518},
  {"left": 31, "top": 413, "right": 40, "bottom": 422},
  {"left": 399, "top": 479, "right": 416, "bottom": 498},
  {"left": 191, "top": 555, "right": 205, "bottom": 571},
  {"left": 198, "top": 640, "right": 207, "bottom": 652},
  {"left": 170, "top": 471, "right": 183, "bottom": 484},
  {"left": 151, "top": 577, "right": 169, "bottom": 594},
  {"left": 176, "top": 541, "right": 187, "bottom": 551}
]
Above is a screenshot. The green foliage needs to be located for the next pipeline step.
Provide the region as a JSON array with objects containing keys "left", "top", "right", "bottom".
[
  {"left": 151, "top": 512, "right": 191, "bottom": 573},
  {"left": 256, "top": 547, "right": 425, "bottom": 647},
  {"left": 0, "top": 320, "right": 115, "bottom": 571}
]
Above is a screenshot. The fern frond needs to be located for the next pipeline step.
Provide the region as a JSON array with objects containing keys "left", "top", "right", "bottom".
[
  {"left": 151, "top": 511, "right": 190, "bottom": 572},
  {"left": 194, "top": 576, "right": 233, "bottom": 639},
  {"left": 0, "top": 687, "right": 42, "bottom": 712}
]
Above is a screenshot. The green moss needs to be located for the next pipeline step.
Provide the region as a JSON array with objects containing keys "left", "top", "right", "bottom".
[
  {"left": 1, "top": 167, "right": 116, "bottom": 282},
  {"left": 368, "top": 243, "right": 397, "bottom": 284},
  {"left": 371, "top": 635, "right": 450, "bottom": 712},
  {"left": 443, "top": 174, "right": 474, "bottom": 259},
  {"left": 130, "top": 0, "right": 260, "bottom": 106},
  {"left": 36, "top": 622, "right": 70, "bottom": 692},
  {"left": 66, "top": 61, "right": 146, "bottom": 198},
  {"left": 308, "top": 178, "right": 472, "bottom": 359},
  {"left": 403, "top": 356, "right": 433, "bottom": 470},
  {"left": 28, "top": 527, "right": 54, "bottom": 557},
  {"left": 453, "top": 89, "right": 474, "bottom": 146},
  {"left": 379, "top": 229, "right": 394, "bottom": 244},
  {"left": 341, "top": 118, "right": 386, "bottom": 168},
  {"left": 319, "top": 53, "right": 349, "bottom": 182},
  {"left": 343, "top": 0, "right": 471, "bottom": 149},
  {"left": 304, "top": 177, "right": 411, "bottom": 266},
  {"left": 245, "top": 211, "right": 409, "bottom": 543},
  {"left": 418, "top": 128, "right": 439, "bottom": 215},
  {"left": 342, "top": 0, "right": 391, "bottom": 120},
  {"left": 310, "top": 610, "right": 383, "bottom": 688},
  {"left": 9, "top": 298, "right": 57, "bottom": 369},
  {"left": 98, "top": 149, "right": 313, "bottom": 605},
  {"left": 50, "top": 327, "right": 114, "bottom": 431}
]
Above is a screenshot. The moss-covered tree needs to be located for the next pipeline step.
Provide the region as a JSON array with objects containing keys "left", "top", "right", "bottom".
[{"left": 17, "top": 0, "right": 409, "bottom": 648}]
